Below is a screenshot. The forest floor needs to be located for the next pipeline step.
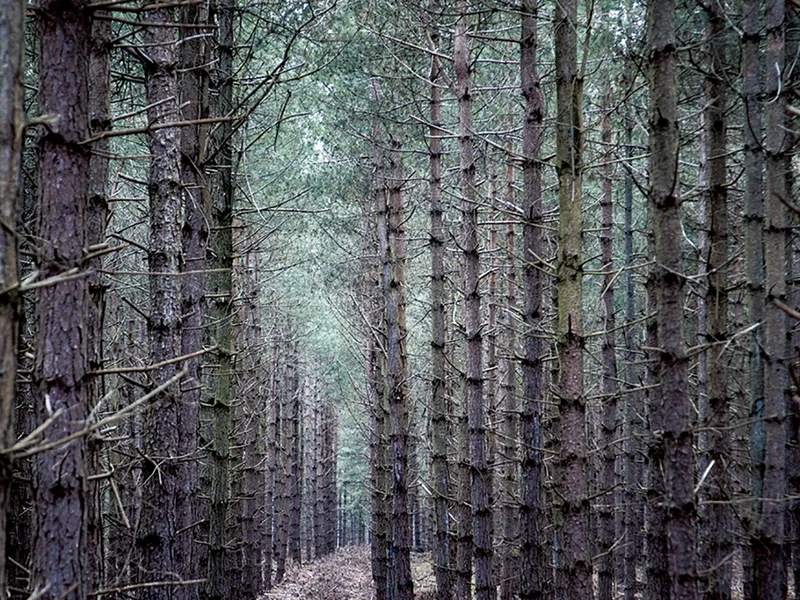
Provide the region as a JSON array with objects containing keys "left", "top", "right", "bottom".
[{"left": 261, "top": 546, "right": 436, "bottom": 600}]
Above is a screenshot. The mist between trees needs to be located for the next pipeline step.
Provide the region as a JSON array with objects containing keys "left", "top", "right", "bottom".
[{"left": 0, "top": 1, "right": 798, "bottom": 600}]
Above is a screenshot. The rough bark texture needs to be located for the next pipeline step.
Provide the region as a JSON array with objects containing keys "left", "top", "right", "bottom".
[
  {"left": 519, "top": 2, "right": 544, "bottom": 597},
  {"left": 178, "top": 2, "right": 209, "bottom": 592},
  {"left": 86, "top": 7, "right": 111, "bottom": 592},
  {"left": 648, "top": 2, "right": 697, "bottom": 598},
  {"left": 0, "top": 1, "right": 24, "bottom": 597},
  {"left": 741, "top": 0, "right": 763, "bottom": 595},
  {"left": 368, "top": 122, "right": 389, "bottom": 600},
  {"left": 621, "top": 102, "right": 643, "bottom": 600},
  {"left": 500, "top": 145, "right": 519, "bottom": 600},
  {"left": 386, "top": 143, "right": 414, "bottom": 600},
  {"left": 701, "top": 4, "right": 731, "bottom": 598},
  {"left": 289, "top": 368, "right": 303, "bottom": 565},
  {"left": 428, "top": 22, "right": 453, "bottom": 600},
  {"left": 208, "top": 0, "right": 235, "bottom": 593},
  {"left": 755, "top": 0, "right": 788, "bottom": 598},
  {"left": 554, "top": 0, "right": 590, "bottom": 595},
  {"left": 597, "top": 84, "right": 618, "bottom": 600},
  {"left": 138, "top": 5, "right": 188, "bottom": 598},
  {"left": 32, "top": 2, "right": 91, "bottom": 598},
  {"left": 455, "top": 3, "right": 494, "bottom": 599}
]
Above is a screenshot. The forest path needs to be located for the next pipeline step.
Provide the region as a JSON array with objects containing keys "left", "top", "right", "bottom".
[{"left": 261, "top": 546, "right": 436, "bottom": 600}]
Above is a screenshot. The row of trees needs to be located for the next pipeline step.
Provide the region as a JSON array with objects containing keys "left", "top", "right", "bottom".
[
  {"left": 354, "top": 0, "right": 800, "bottom": 599},
  {"left": 0, "top": 1, "right": 342, "bottom": 600}
]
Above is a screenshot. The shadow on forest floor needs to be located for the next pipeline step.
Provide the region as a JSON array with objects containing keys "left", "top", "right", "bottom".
[{"left": 261, "top": 546, "right": 435, "bottom": 600}]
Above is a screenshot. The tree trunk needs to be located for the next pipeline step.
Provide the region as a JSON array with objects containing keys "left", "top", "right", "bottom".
[
  {"left": 454, "top": 3, "right": 494, "bottom": 599},
  {"left": 755, "top": 0, "right": 788, "bottom": 597},
  {"left": 648, "top": 2, "right": 697, "bottom": 598},
  {"left": 500, "top": 144, "right": 519, "bottom": 600},
  {"left": 553, "top": 0, "right": 589, "bottom": 595},
  {"left": 86, "top": 7, "right": 111, "bottom": 592},
  {"left": 384, "top": 140, "right": 414, "bottom": 600},
  {"left": 178, "top": 2, "right": 210, "bottom": 592},
  {"left": 428, "top": 17, "right": 453, "bottom": 599},
  {"left": 32, "top": 1, "right": 91, "bottom": 598},
  {"left": 701, "top": 4, "right": 731, "bottom": 598},
  {"left": 519, "top": 2, "right": 544, "bottom": 597},
  {"left": 597, "top": 84, "right": 618, "bottom": 600},
  {"left": 0, "top": 1, "right": 24, "bottom": 596},
  {"left": 208, "top": 0, "right": 235, "bottom": 593},
  {"left": 742, "top": 0, "right": 763, "bottom": 595}
]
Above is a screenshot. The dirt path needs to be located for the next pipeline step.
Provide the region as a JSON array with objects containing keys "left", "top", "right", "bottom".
[{"left": 261, "top": 546, "right": 435, "bottom": 600}]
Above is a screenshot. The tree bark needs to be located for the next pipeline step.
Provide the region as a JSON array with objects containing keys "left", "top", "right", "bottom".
[
  {"left": 553, "top": 0, "right": 590, "bottom": 595},
  {"left": 208, "top": 0, "right": 235, "bottom": 592},
  {"left": 755, "top": 0, "right": 788, "bottom": 597},
  {"left": 428, "top": 20, "right": 453, "bottom": 597},
  {"left": 741, "top": 0, "right": 763, "bottom": 595},
  {"left": 519, "top": 2, "right": 544, "bottom": 597},
  {"left": 500, "top": 144, "right": 519, "bottom": 600},
  {"left": 597, "top": 83, "right": 618, "bottom": 600},
  {"left": 385, "top": 141, "right": 414, "bottom": 600},
  {"left": 454, "top": 3, "right": 495, "bottom": 599},
  {"left": 648, "top": 2, "right": 697, "bottom": 598},
  {"left": 701, "top": 4, "right": 732, "bottom": 598},
  {"left": 32, "top": 1, "right": 91, "bottom": 598},
  {"left": 0, "top": 1, "right": 24, "bottom": 597},
  {"left": 86, "top": 7, "right": 111, "bottom": 592},
  {"left": 178, "top": 2, "right": 209, "bottom": 592}
]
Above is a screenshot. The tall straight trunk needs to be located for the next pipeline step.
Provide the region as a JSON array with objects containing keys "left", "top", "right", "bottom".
[
  {"left": 384, "top": 142, "right": 414, "bottom": 600},
  {"left": 428, "top": 18, "right": 452, "bottom": 600},
  {"left": 702, "top": 4, "right": 731, "bottom": 598},
  {"left": 553, "top": 0, "right": 589, "bottom": 595},
  {"left": 32, "top": 2, "right": 91, "bottom": 598},
  {"left": 208, "top": 0, "right": 235, "bottom": 593},
  {"left": 519, "top": 2, "right": 544, "bottom": 598},
  {"left": 645, "top": 216, "right": 668, "bottom": 600},
  {"left": 325, "top": 405, "right": 338, "bottom": 554},
  {"left": 233, "top": 235, "right": 264, "bottom": 598},
  {"left": 454, "top": 3, "right": 494, "bottom": 599},
  {"left": 86, "top": 8, "right": 111, "bottom": 592},
  {"left": 456, "top": 386, "right": 473, "bottom": 600},
  {"left": 265, "top": 340, "right": 279, "bottom": 589},
  {"left": 755, "top": 0, "right": 788, "bottom": 597},
  {"left": 274, "top": 358, "right": 293, "bottom": 582},
  {"left": 178, "top": 2, "right": 209, "bottom": 591},
  {"left": 139, "top": 4, "right": 187, "bottom": 597},
  {"left": 597, "top": 84, "right": 618, "bottom": 600},
  {"left": 368, "top": 119, "right": 390, "bottom": 599},
  {"left": 500, "top": 144, "right": 519, "bottom": 600},
  {"left": 289, "top": 370, "right": 303, "bottom": 564},
  {"left": 742, "top": 0, "right": 763, "bottom": 596},
  {"left": 0, "top": 1, "right": 24, "bottom": 596},
  {"left": 648, "top": 2, "right": 697, "bottom": 599},
  {"left": 621, "top": 102, "right": 643, "bottom": 600}
]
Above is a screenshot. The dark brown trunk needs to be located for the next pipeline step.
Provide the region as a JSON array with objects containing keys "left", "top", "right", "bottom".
[
  {"left": 428, "top": 17, "right": 453, "bottom": 599},
  {"left": 755, "top": 0, "right": 788, "bottom": 597},
  {"left": 383, "top": 141, "right": 414, "bottom": 600},
  {"left": 500, "top": 144, "right": 519, "bottom": 600},
  {"left": 742, "top": 0, "right": 763, "bottom": 596},
  {"left": 178, "top": 1, "right": 209, "bottom": 591},
  {"left": 701, "top": 4, "right": 731, "bottom": 598},
  {"left": 454, "top": 3, "right": 494, "bottom": 598},
  {"left": 32, "top": 1, "right": 91, "bottom": 598},
  {"left": 648, "top": 2, "right": 697, "bottom": 598},
  {"left": 519, "top": 2, "right": 544, "bottom": 598},
  {"left": 86, "top": 6, "right": 111, "bottom": 591},
  {"left": 553, "top": 0, "right": 589, "bottom": 595},
  {"left": 597, "top": 84, "right": 618, "bottom": 600}
]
